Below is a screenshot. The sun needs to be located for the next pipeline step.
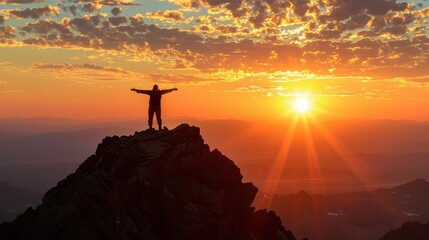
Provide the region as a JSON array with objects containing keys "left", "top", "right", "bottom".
[{"left": 293, "top": 97, "right": 311, "bottom": 113}]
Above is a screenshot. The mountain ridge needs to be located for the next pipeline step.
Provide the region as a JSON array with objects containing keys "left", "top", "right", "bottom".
[{"left": 0, "top": 124, "right": 295, "bottom": 240}]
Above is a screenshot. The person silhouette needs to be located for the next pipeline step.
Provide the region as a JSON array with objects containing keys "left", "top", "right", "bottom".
[{"left": 131, "top": 85, "right": 178, "bottom": 130}]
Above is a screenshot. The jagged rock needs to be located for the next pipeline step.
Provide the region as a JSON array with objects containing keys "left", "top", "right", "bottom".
[{"left": 0, "top": 124, "right": 295, "bottom": 240}]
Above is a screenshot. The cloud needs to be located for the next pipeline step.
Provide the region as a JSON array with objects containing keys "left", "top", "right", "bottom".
[
  {"left": 111, "top": 6, "right": 121, "bottom": 16},
  {"left": 406, "top": 76, "right": 429, "bottom": 83},
  {"left": 72, "top": 0, "right": 138, "bottom": 6},
  {"left": 22, "top": 18, "right": 71, "bottom": 34},
  {"left": 32, "top": 62, "right": 138, "bottom": 81},
  {"left": 0, "top": 26, "right": 15, "bottom": 44},
  {"left": 0, "top": 0, "right": 425, "bottom": 81},
  {"left": 4, "top": 5, "right": 59, "bottom": 19},
  {"left": 108, "top": 16, "right": 127, "bottom": 25},
  {"left": 321, "top": 0, "right": 409, "bottom": 21},
  {"left": 146, "top": 10, "right": 184, "bottom": 22},
  {"left": 81, "top": 3, "right": 100, "bottom": 13},
  {"left": 34, "top": 62, "right": 130, "bottom": 74},
  {"left": 62, "top": 3, "right": 101, "bottom": 16},
  {"left": 0, "top": 15, "right": 7, "bottom": 24},
  {"left": 0, "top": 0, "right": 44, "bottom": 3}
]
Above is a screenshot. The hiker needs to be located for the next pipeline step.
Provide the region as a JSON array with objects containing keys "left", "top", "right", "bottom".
[{"left": 131, "top": 85, "right": 178, "bottom": 130}]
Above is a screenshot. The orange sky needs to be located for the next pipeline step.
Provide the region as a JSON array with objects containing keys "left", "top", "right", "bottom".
[{"left": 0, "top": 0, "right": 428, "bottom": 121}]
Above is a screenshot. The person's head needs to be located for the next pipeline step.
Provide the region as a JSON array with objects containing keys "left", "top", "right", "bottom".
[{"left": 152, "top": 84, "right": 159, "bottom": 91}]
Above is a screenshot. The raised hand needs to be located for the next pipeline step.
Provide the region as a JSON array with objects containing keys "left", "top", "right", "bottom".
[
  {"left": 131, "top": 88, "right": 137, "bottom": 91},
  {"left": 173, "top": 88, "right": 178, "bottom": 91}
]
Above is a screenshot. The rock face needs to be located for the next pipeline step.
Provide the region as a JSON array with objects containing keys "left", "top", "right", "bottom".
[{"left": 0, "top": 124, "right": 295, "bottom": 240}]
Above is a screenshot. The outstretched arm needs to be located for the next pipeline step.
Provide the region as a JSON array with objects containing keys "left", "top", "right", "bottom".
[
  {"left": 131, "top": 88, "right": 152, "bottom": 94},
  {"left": 160, "top": 88, "right": 178, "bottom": 95}
]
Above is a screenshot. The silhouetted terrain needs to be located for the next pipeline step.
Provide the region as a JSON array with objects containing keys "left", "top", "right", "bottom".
[
  {"left": 0, "top": 182, "right": 41, "bottom": 223},
  {"left": 0, "top": 124, "right": 295, "bottom": 240},
  {"left": 2, "top": 118, "right": 429, "bottom": 195},
  {"left": 379, "top": 221, "right": 429, "bottom": 240},
  {"left": 2, "top": 117, "right": 429, "bottom": 239},
  {"left": 253, "top": 178, "right": 429, "bottom": 240}
]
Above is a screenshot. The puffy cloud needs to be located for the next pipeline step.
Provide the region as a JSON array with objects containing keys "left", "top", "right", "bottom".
[
  {"left": 111, "top": 6, "right": 121, "bottom": 16},
  {"left": 146, "top": 10, "right": 184, "bottom": 22},
  {"left": 4, "top": 5, "right": 59, "bottom": 19},
  {"left": 0, "top": 26, "right": 15, "bottom": 44},
  {"left": 216, "top": 25, "right": 237, "bottom": 33},
  {"left": 62, "top": 3, "right": 101, "bottom": 16},
  {"left": 0, "top": 15, "right": 7, "bottom": 24},
  {"left": 68, "top": 14, "right": 106, "bottom": 36},
  {"left": 0, "top": 0, "right": 425, "bottom": 80},
  {"left": 22, "top": 18, "right": 71, "bottom": 34},
  {"left": 341, "top": 14, "right": 372, "bottom": 30},
  {"left": 167, "top": 0, "right": 199, "bottom": 8},
  {"left": 321, "top": 0, "right": 408, "bottom": 21},
  {"left": 81, "top": 3, "right": 100, "bottom": 12},
  {"left": 108, "top": 16, "right": 127, "bottom": 25}
]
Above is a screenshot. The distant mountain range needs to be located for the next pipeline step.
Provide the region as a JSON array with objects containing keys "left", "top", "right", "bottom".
[
  {"left": 1, "top": 119, "right": 429, "bottom": 239},
  {"left": 253, "top": 178, "right": 429, "bottom": 240},
  {"left": 0, "top": 182, "right": 41, "bottom": 223},
  {"left": 2, "top": 118, "right": 429, "bottom": 195}
]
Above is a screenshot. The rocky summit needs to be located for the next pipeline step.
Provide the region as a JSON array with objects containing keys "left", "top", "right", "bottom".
[{"left": 0, "top": 124, "right": 295, "bottom": 240}]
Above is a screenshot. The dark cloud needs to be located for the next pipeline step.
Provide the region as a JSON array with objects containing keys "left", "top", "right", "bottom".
[
  {"left": 216, "top": 25, "right": 237, "bottom": 33},
  {"left": 62, "top": 3, "right": 100, "bottom": 16},
  {"left": 108, "top": 16, "right": 127, "bottom": 25},
  {"left": 342, "top": 14, "right": 372, "bottom": 30},
  {"left": 63, "top": 5, "right": 78, "bottom": 16},
  {"left": 322, "top": 0, "right": 408, "bottom": 21},
  {"left": 22, "top": 19, "right": 71, "bottom": 34},
  {"left": 81, "top": 3, "right": 99, "bottom": 13},
  {"left": 0, "top": 26, "right": 15, "bottom": 43},
  {"left": 0, "top": 16, "right": 6, "bottom": 24},
  {"left": 6, "top": 5, "right": 58, "bottom": 19},
  {"left": 248, "top": 0, "right": 268, "bottom": 28},
  {"left": 68, "top": 14, "right": 105, "bottom": 37},
  {"left": 383, "top": 24, "right": 408, "bottom": 35},
  {"left": 146, "top": 10, "right": 183, "bottom": 22},
  {"left": 291, "top": 0, "right": 311, "bottom": 17},
  {"left": 111, "top": 6, "right": 121, "bottom": 16}
]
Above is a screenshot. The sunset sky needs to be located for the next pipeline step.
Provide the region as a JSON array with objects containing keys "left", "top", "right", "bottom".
[{"left": 0, "top": 0, "right": 428, "bottom": 121}]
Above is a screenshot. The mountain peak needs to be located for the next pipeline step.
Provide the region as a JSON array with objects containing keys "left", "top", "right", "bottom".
[
  {"left": 0, "top": 124, "right": 295, "bottom": 240},
  {"left": 392, "top": 178, "right": 429, "bottom": 191}
]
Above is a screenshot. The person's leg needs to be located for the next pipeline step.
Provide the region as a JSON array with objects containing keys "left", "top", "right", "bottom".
[
  {"left": 155, "top": 106, "right": 162, "bottom": 130},
  {"left": 148, "top": 105, "right": 155, "bottom": 129}
]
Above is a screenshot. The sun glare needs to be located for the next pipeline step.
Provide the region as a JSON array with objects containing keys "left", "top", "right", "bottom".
[{"left": 294, "top": 97, "right": 311, "bottom": 113}]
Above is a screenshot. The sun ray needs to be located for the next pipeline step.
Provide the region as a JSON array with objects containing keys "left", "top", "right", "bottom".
[
  {"left": 307, "top": 115, "right": 375, "bottom": 190},
  {"left": 260, "top": 114, "right": 300, "bottom": 208},
  {"left": 302, "top": 116, "right": 326, "bottom": 193}
]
